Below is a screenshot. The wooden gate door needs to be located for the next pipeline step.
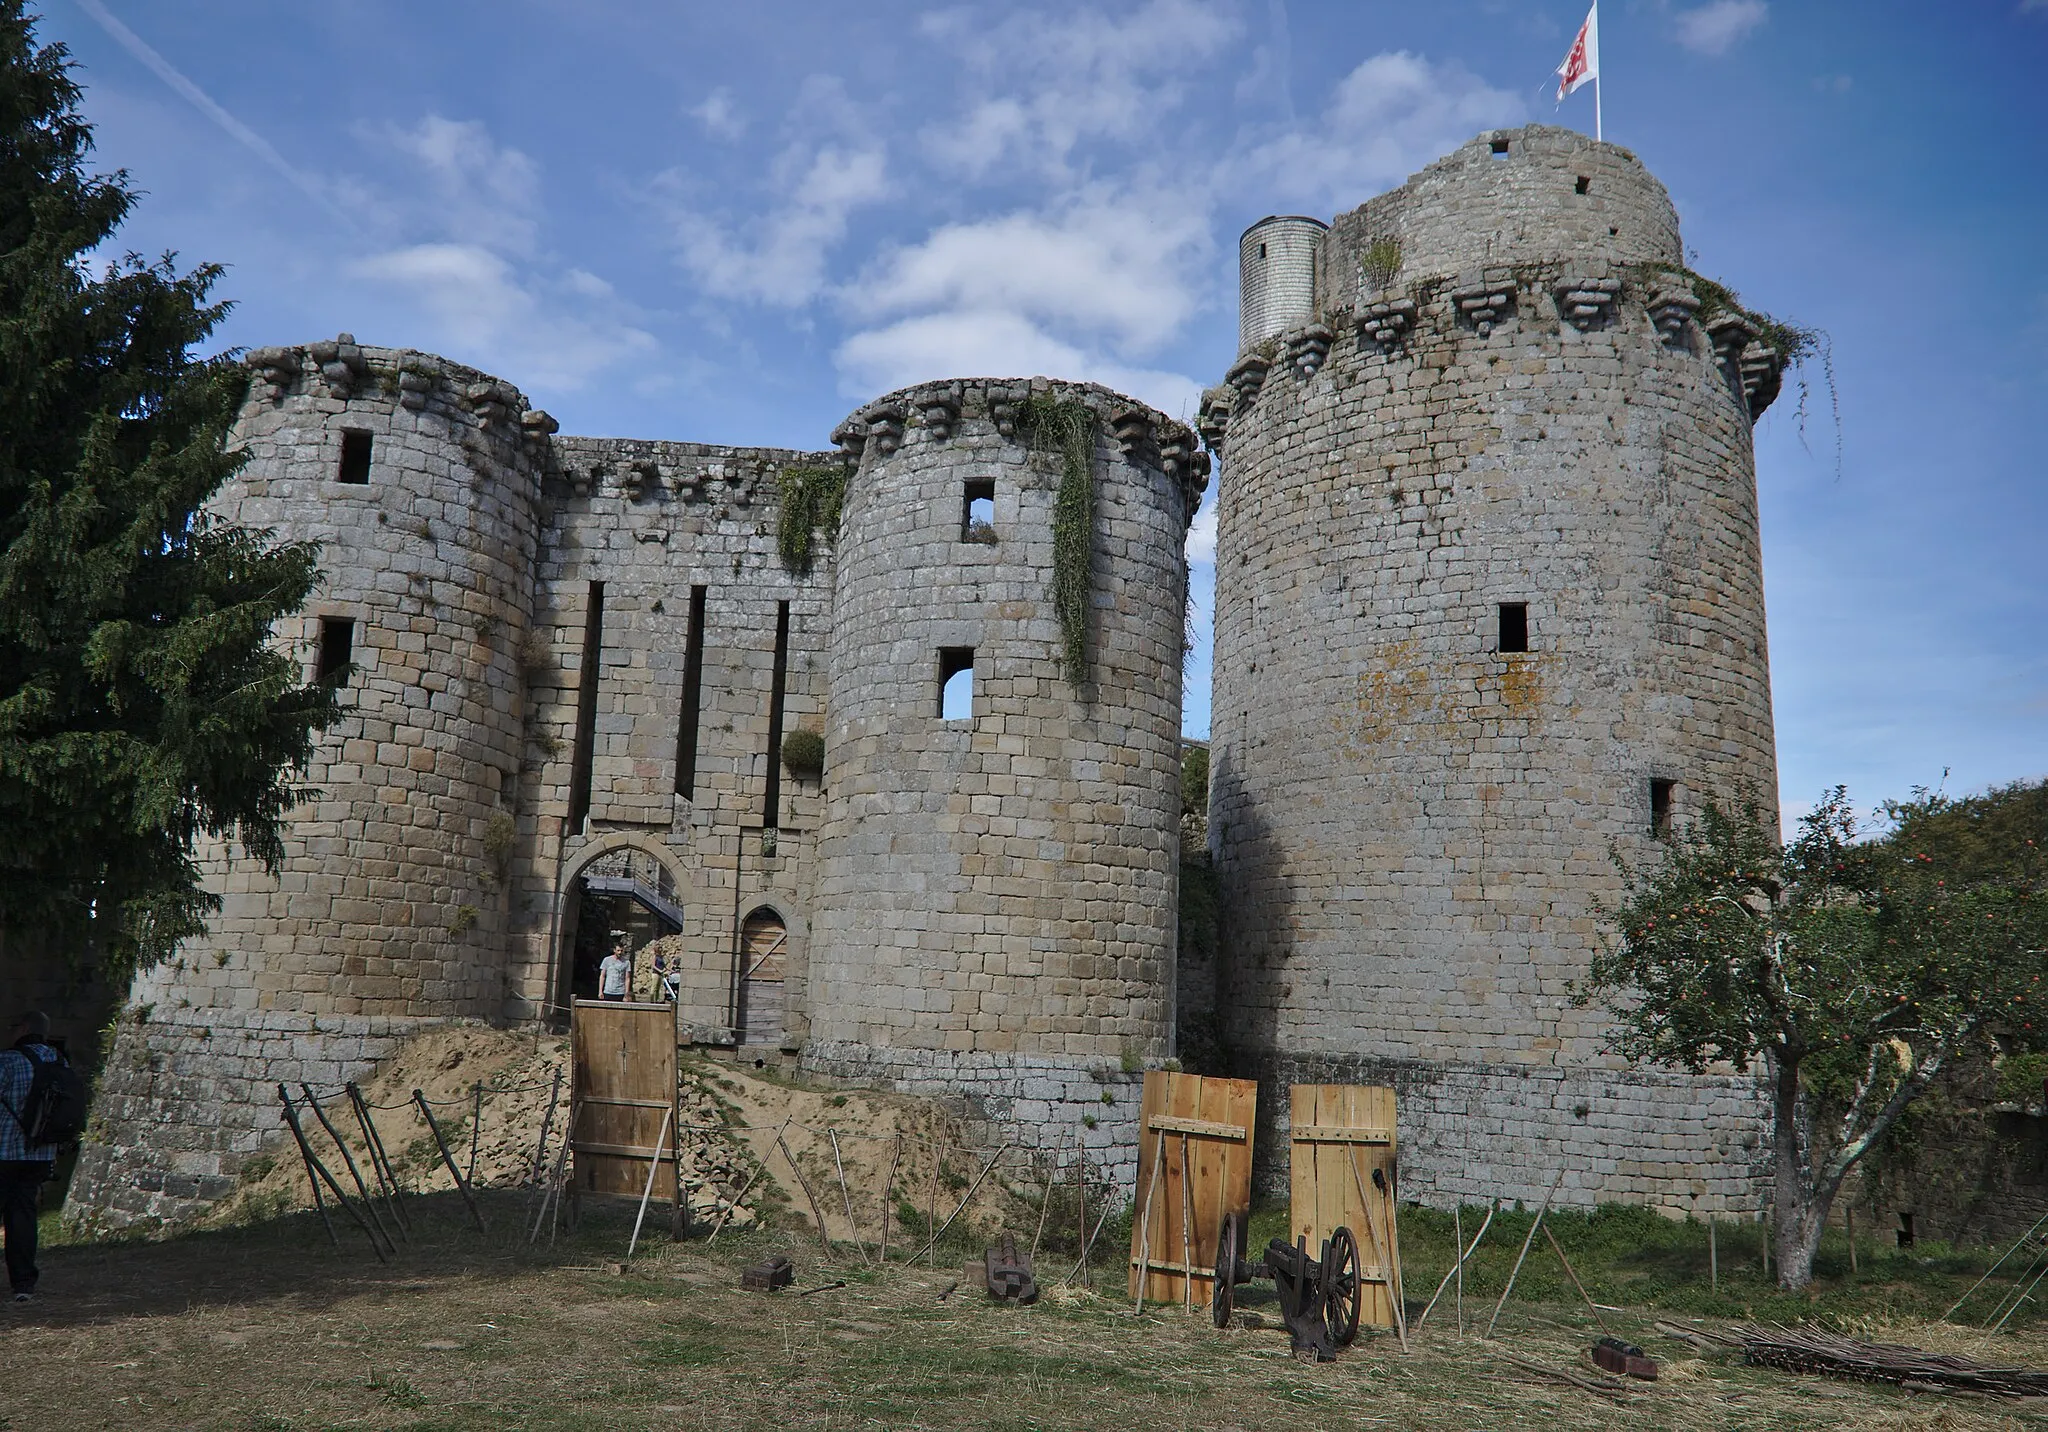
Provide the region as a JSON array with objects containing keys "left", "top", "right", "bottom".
[
  {"left": 571, "top": 998, "right": 682, "bottom": 1230},
  {"left": 1127, "top": 1070, "right": 1258, "bottom": 1308},
  {"left": 738, "top": 908, "right": 786, "bottom": 1046},
  {"left": 1289, "top": 1083, "right": 1402, "bottom": 1329}
]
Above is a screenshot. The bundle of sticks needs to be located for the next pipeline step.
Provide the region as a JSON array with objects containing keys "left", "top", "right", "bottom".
[{"left": 1739, "top": 1323, "right": 2048, "bottom": 1398}]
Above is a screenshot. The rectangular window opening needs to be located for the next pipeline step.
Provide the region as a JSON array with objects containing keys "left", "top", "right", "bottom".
[
  {"left": 338, "top": 429, "right": 373, "bottom": 485},
  {"left": 1257, "top": 241, "right": 1268, "bottom": 259},
  {"left": 762, "top": 601, "right": 790, "bottom": 829},
  {"left": 1498, "top": 602, "right": 1529, "bottom": 654},
  {"left": 1574, "top": 175, "right": 1591, "bottom": 195},
  {"left": 1650, "top": 778, "right": 1677, "bottom": 838},
  {"left": 1490, "top": 136, "right": 1511, "bottom": 156},
  {"left": 961, "top": 479, "right": 997, "bottom": 544},
  {"left": 315, "top": 616, "right": 355, "bottom": 685},
  {"left": 939, "top": 647, "right": 975, "bottom": 721},
  {"left": 674, "top": 585, "right": 708, "bottom": 799},
  {"left": 567, "top": 582, "right": 605, "bottom": 835}
]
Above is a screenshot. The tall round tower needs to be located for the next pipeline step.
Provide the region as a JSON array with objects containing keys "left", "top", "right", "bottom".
[
  {"left": 72, "top": 338, "right": 549, "bottom": 1226},
  {"left": 1208, "top": 126, "right": 1781, "bottom": 1212},
  {"left": 1238, "top": 215, "right": 1327, "bottom": 353},
  {"left": 804, "top": 378, "right": 1202, "bottom": 1176}
]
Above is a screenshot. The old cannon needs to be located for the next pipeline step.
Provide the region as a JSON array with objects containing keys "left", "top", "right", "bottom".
[{"left": 1210, "top": 1213, "right": 1363, "bottom": 1361}]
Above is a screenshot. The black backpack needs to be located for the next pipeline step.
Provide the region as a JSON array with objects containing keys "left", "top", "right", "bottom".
[{"left": 5, "top": 1044, "right": 88, "bottom": 1150}]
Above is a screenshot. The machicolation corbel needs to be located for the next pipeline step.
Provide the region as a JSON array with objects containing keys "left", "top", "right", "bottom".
[
  {"left": 1451, "top": 281, "right": 1516, "bottom": 336},
  {"left": 245, "top": 346, "right": 301, "bottom": 403},
  {"left": 985, "top": 385, "right": 1020, "bottom": 437},
  {"left": 1356, "top": 298, "right": 1418, "bottom": 354},
  {"left": 1110, "top": 406, "right": 1154, "bottom": 458},
  {"left": 866, "top": 405, "right": 906, "bottom": 455},
  {"left": 830, "top": 417, "right": 866, "bottom": 459},
  {"left": 1287, "top": 324, "right": 1334, "bottom": 380},
  {"left": 397, "top": 365, "right": 436, "bottom": 411},
  {"left": 1739, "top": 343, "right": 1784, "bottom": 419},
  {"left": 1705, "top": 313, "right": 1761, "bottom": 406},
  {"left": 308, "top": 333, "right": 366, "bottom": 398},
  {"left": 1225, "top": 351, "right": 1271, "bottom": 403},
  {"left": 520, "top": 409, "right": 558, "bottom": 451},
  {"left": 1646, "top": 288, "right": 1700, "bottom": 345},
  {"left": 918, "top": 384, "right": 963, "bottom": 440},
  {"left": 1196, "top": 387, "right": 1233, "bottom": 455},
  {"left": 1553, "top": 276, "right": 1621, "bottom": 331}
]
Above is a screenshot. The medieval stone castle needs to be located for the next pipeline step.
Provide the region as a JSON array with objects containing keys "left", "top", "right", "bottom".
[{"left": 70, "top": 125, "right": 1785, "bottom": 1228}]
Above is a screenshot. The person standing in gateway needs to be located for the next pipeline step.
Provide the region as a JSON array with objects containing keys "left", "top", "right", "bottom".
[
  {"left": 598, "top": 934, "right": 633, "bottom": 1002},
  {"left": 0, "top": 1013, "right": 61, "bottom": 1303}
]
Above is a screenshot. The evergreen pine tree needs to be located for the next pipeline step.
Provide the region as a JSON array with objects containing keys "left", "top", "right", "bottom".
[{"left": 0, "top": 3, "right": 337, "bottom": 983}]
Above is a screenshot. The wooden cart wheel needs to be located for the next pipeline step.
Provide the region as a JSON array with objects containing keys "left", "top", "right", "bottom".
[
  {"left": 1322, "top": 1225, "right": 1363, "bottom": 1347},
  {"left": 1211, "top": 1212, "right": 1238, "bottom": 1329}
]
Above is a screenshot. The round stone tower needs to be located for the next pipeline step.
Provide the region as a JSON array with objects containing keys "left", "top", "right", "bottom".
[
  {"left": 803, "top": 377, "right": 1202, "bottom": 1176},
  {"left": 1238, "top": 215, "right": 1327, "bottom": 353},
  {"left": 72, "top": 338, "right": 550, "bottom": 1225},
  {"left": 1207, "top": 126, "right": 1782, "bottom": 1212}
]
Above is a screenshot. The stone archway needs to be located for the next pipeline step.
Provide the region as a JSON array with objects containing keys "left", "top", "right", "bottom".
[
  {"left": 554, "top": 839, "right": 685, "bottom": 1011},
  {"left": 737, "top": 906, "right": 788, "bottom": 1047}
]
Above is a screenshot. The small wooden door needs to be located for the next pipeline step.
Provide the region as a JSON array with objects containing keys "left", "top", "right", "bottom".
[
  {"left": 738, "top": 907, "right": 786, "bottom": 1046},
  {"left": 1127, "top": 1070, "right": 1258, "bottom": 1307},
  {"left": 1289, "top": 1083, "right": 1402, "bottom": 1330},
  {"left": 570, "top": 998, "right": 680, "bottom": 1220}
]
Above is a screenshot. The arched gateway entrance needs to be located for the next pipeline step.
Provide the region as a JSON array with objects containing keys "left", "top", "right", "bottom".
[
  {"left": 737, "top": 906, "right": 787, "bottom": 1046},
  {"left": 556, "top": 844, "right": 684, "bottom": 1011}
]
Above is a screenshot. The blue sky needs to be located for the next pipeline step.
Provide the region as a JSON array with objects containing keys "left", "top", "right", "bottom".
[{"left": 39, "top": 0, "right": 2046, "bottom": 826}]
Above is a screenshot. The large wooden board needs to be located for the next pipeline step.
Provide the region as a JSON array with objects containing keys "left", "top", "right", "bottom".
[
  {"left": 571, "top": 998, "right": 680, "bottom": 1210},
  {"left": 1290, "top": 1083, "right": 1402, "bottom": 1330},
  {"left": 1127, "top": 1070, "right": 1257, "bottom": 1307}
]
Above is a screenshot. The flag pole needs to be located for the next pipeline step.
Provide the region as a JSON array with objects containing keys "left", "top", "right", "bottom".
[{"left": 1595, "top": 75, "right": 1602, "bottom": 142}]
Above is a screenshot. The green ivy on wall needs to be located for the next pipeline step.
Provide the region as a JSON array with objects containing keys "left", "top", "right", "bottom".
[
  {"left": 774, "top": 464, "right": 847, "bottom": 575},
  {"left": 1016, "top": 394, "right": 1097, "bottom": 682}
]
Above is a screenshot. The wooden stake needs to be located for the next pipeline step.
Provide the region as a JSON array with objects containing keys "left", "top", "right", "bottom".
[
  {"left": 1761, "top": 1206, "right": 1771, "bottom": 1281},
  {"left": 1347, "top": 1150, "right": 1407, "bottom": 1352},
  {"left": 828, "top": 1128, "right": 872, "bottom": 1267},
  {"left": 280, "top": 1085, "right": 386, "bottom": 1262},
  {"left": 530, "top": 1067, "right": 562, "bottom": 1188},
  {"left": 1847, "top": 1206, "right": 1858, "bottom": 1275},
  {"left": 1180, "top": 1135, "right": 1195, "bottom": 1315},
  {"left": 774, "top": 1130, "right": 835, "bottom": 1254},
  {"left": 531, "top": 1096, "right": 578, "bottom": 1244},
  {"left": 1486, "top": 1168, "right": 1565, "bottom": 1338},
  {"left": 466, "top": 1080, "right": 484, "bottom": 1187},
  {"left": 705, "top": 1114, "right": 788, "bottom": 1242},
  {"left": 1708, "top": 1215, "right": 1718, "bottom": 1290},
  {"left": 279, "top": 1087, "right": 339, "bottom": 1248},
  {"left": 1076, "top": 1150, "right": 1090, "bottom": 1288},
  {"left": 414, "top": 1088, "right": 486, "bottom": 1232},
  {"left": 878, "top": 1135, "right": 902, "bottom": 1265},
  {"left": 1132, "top": 1128, "right": 1165, "bottom": 1315},
  {"left": 1542, "top": 1224, "right": 1610, "bottom": 1334},
  {"left": 1062, "top": 1198, "right": 1114, "bottom": 1288},
  {"left": 301, "top": 1084, "right": 395, "bottom": 1256},
  {"left": 1417, "top": 1201, "right": 1495, "bottom": 1334},
  {"left": 346, "top": 1082, "right": 409, "bottom": 1238},
  {"left": 926, "top": 1138, "right": 940, "bottom": 1269},
  {"left": 1029, "top": 1135, "right": 1060, "bottom": 1269},
  {"left": 626, "top": 1107, "right": 672, "bottom": 1261},
  {"left": 916, "top": 1142, "right": 1012, "bottom": 1262},
  {"left": 1454, "top": 1204, "right": 1465, "bottom": 1336}
]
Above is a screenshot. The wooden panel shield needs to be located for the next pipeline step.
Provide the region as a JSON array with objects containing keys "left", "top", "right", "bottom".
[
  {"left": 571, "top": 998, "right": 681, "bottom": 1216},
  {"left": 1289, "top": 1083, "right": 1402, "bottom": 1330},
  {"left": 1127, "top": 1070, "right": 1258, "bottom": 1308}
]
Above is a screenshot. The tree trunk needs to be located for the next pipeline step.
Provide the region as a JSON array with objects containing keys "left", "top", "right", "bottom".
[{"left": 1768, "top": 1049, "right": 1833, "bottom": 1291}]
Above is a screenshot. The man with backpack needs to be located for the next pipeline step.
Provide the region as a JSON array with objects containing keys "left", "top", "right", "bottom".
[{"left": 1, "top": 1012, "right": 76, "bottom": 1303}]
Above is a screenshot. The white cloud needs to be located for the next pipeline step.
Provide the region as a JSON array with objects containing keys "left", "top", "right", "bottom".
[
  {"left": 834, "top": 310, "right": 1200, "bottom": 420},
  {"left": 917, "top": 0, "right": 1242, "bottom": 177},
  {"left": 692, "top": 89, "right": 744, "bottom": 140},
  {"left": 349, "top": 244, "right": 656, "bottom": 392},
  {"left": 845, "top": 194, "right": 1211, "bottom": 352},
  {"left": 1674, "top": 1, "right": 1769, "bottom": 55},
  {"left": 1185, "top": 489, "right": 1218, "bottom": 563},
  {"left": 1232, "top": 51, "right": 1524, "bottom": 214},
  {"left": 371, "top": 115, "right": 542, "bottom": 255}
]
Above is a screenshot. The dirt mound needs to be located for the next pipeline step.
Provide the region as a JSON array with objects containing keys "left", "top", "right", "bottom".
[{"left": 212, "top": 1025, "right": 1091, "bottom": 1252}]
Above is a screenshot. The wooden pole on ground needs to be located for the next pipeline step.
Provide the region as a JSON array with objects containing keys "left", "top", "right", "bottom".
[
  {"left": 1847, "top": 1206, "right": 1858, "bottom": 1275},
  {"left": 1179, "top": 1135, "right": 1195, "bottom": 1315},
  {"left": 1454, "top": 1204, "right": 1465, "bottom": 1335},
  {"left": 1131, "top": 1128, "right": 1165, "bottom": 1315},
  {"left": 300, "top": 1083, "right": 395, "bottom": 1257},
  {"left": 279, "top": 1086, "right": 339, "bottom": 1248},
  {"left": 530, "top": 1067, "right": 562, "bottom": 1188},
  {"left": 415, "top": 1088, "right": 487, "bottom": 1232},
  {"left": 774, "top": 1129, "right": 835, "bottom": 1255},
  {"left": 531, "top": 1096, "right": 577, "bottom": 1244},
  {"left": 1347, "top": 1151, "right": 1407, "bottom": 1352},
  {"left": 280, "top": 1085, "right": 386, "bottom": 1262},
  {"left": 626, "top": 1107, "right": 673, "bottom": 1261},
  {"left": 827, "top": 1128, "right": 871, "bottom": 1267},
  {"left": 1708, "top": 1214, "right": 1718, "bottom": 1290},
  {"left": 346, "top": 1082, "right": 409, "bottom": 1238},
  {"left": 466, "top": 1080, "right": 483, "bottom": 1187},
  {"left": 705, "top": 1114, "right": 788, "bottom": 1242},
  {"left": 1486, "top": 1168, "right": 1565, "bottom": 1338},
  {"left": 1063, "top": 1198, "right": 1114, "bottom": 1288},
  {"left": 1076, "top": 1151, "right": 1090, "bottom": 1288},
  {"left": 925, "top": 1139, "right": 940, "bottom": 1269},
  {"left": 1029, "top": 1135, "right": 1060, "bottom": 1269},
  {"left": 878, "top": 1135, "right": 902, "bottom": 1265},
  {"left": 1416, "top": 1201, "right": 1495, "bottom": 1334}
]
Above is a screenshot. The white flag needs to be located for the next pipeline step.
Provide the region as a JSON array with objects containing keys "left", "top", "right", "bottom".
[{"left": 1556, "top": 1, "right": 1599, "bottom": 102}]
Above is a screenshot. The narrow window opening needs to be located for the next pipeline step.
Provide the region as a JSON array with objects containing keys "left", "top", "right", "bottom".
[
  {"left": 939, "top": 648, "right": 975, "bottom": 721},
  {"left": 337, "top": 430, "right": 373, "bottom": 485},
  {"left": 1497, "top": 602, "right": 1529, "bottom": 654},
  {"left": 762, "top": 601, "right": 790, "bottom": 829},
  {"left": 961, "top": 479, "right": 996, "bottom": 544},
  {"left": 1574, "top": 175, "right": 1591, "bottom": 195},
  {"left": 567, "top": 582, "right": 604, "bottom": 835},
  {"left": 1650, "top": 778, "right": 1677, "bottom": 838},
  {"left": 674, "top": 585, "right": 708, "bottom": 799},
  {"left": 316, "top": 616, "right": 355, "bottom": 685},
  {"left": 1258, "top": 241, "right": 1267, "bottom": 259},
  {"left": 1490, "top": 136, "right": 1511, "bottom": 156}
]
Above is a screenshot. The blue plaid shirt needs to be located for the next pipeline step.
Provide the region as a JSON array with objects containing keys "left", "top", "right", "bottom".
[{"left": 0, "top": 1045, "right": 58, "bottom": 1162}]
